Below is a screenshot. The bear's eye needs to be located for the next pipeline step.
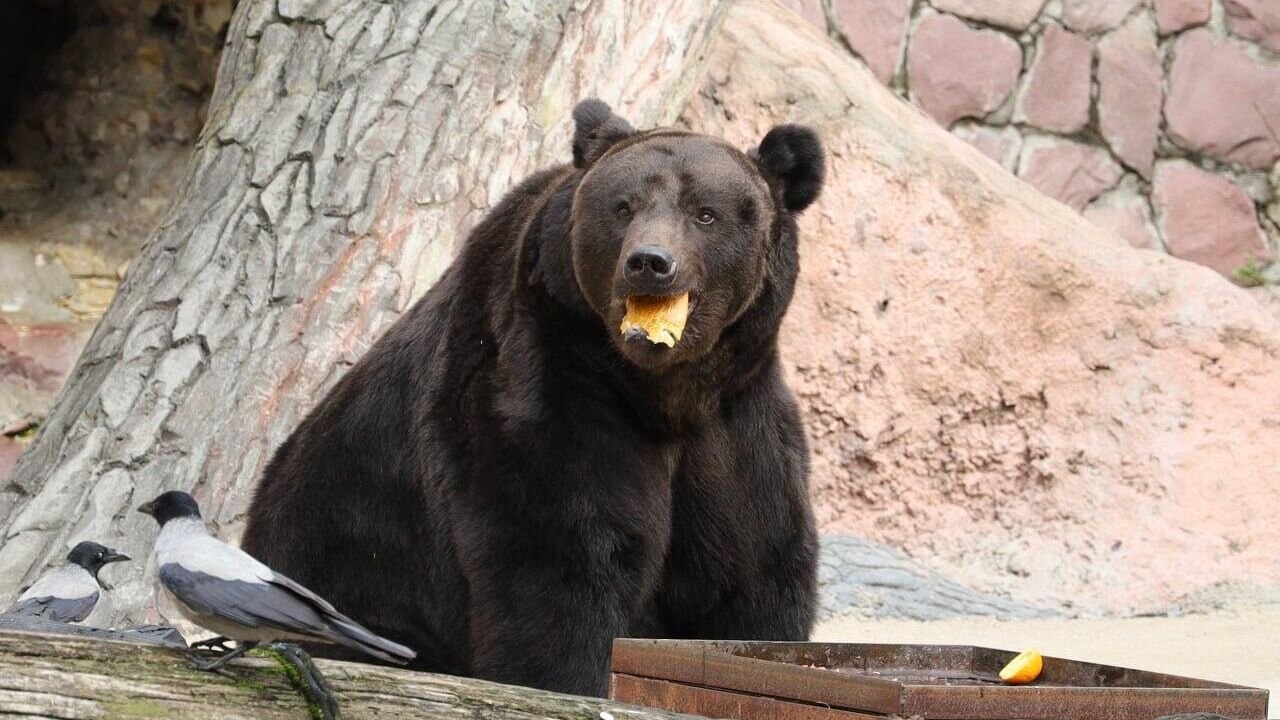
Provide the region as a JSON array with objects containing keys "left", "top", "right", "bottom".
[
  {"left": 695, "top": 209, "right": 716, "bottom": 225},
  {"left": 616, "top": 204, "right": 632, "bottom": 220}
]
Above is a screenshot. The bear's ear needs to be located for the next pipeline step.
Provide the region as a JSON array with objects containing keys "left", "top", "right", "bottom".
[
  {"left": 752, "top": 124, "right": 825, "bottom": 213},
  {"left": 572, "top": 99, "right": 637, "bottom": 168}
]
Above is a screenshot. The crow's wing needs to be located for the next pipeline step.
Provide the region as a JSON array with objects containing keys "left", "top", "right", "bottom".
[
  {"left": 3, "top": 592, "right": 98, "bottom": 623},
  {"left": 4, "top": 566, "right": 100, "bottom": 623},
  {"left": 158, "top": 562, "right": 414, "bottom": 663},
  {"left": 158, "top": 563, "right": 332, "bottom": 636}
]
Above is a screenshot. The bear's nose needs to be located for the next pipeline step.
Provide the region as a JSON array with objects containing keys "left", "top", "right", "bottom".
[{"left": 624, "top": 246, "right": 677, "bottom": 290}]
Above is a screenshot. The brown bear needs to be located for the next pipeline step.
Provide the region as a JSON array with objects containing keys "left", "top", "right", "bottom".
[{"left": 242, "top": 99, "right": 824, "bottom": 696}]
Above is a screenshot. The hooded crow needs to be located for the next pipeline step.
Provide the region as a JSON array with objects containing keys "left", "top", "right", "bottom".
[
  {"left": 3, "top": 541, "right": 130, "bottom": 623},
  {"left": 137, "top": 491, "right": 415, "bottom": 670}
]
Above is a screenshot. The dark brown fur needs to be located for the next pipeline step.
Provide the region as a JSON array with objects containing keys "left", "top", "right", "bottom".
[{"left": 242, "top": 100, "right": 825, "bottom": 696}]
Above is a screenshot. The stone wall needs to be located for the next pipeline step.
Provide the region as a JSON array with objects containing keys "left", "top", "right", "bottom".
[{"left": 786, "top": 0, "right": 1280, "bottom": 284}]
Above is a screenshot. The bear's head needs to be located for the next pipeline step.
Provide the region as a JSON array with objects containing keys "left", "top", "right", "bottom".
[{"left": 568, "top": 99, "right": 824, "bottom": 371}]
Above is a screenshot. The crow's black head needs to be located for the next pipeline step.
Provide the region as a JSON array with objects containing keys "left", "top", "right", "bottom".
[
  {"left": 137, "top": 490, "right": 202, "bottom": 526},
  {"left": 66, "top": 540, "right": 130, "bottom": 578}
]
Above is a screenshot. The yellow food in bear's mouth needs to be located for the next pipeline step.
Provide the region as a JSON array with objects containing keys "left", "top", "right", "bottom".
[{"left": 620, "top": 293, "right": 690, "bottom": 348}]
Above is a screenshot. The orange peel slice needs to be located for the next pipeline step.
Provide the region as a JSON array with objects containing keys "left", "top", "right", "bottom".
[
  {"left": 999, "top": 649, "right": 1043, "bottom": 685},
  {"left": 620, "top": 293, "right": 690, "bottom": 348}
]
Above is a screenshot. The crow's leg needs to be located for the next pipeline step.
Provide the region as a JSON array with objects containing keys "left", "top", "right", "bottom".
[{"left": 186, "top": 641, "right": 257, "bottom": 673}]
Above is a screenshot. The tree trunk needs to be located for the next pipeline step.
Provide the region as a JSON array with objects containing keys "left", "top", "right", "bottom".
[
  {"left": 0, "top": 0, "right": 727, "bottom": 625},
  {"left": 0, "top": 629, "right": 697, "bottom": 719}
]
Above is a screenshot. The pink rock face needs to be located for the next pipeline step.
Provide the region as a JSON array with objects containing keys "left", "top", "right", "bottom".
[
  {"left": 1165, "top": 30, "right": 1280, "bottom": 170},
  {"left": 952, "top": 122, "right": 1022, "bottom": 171},
  {"left": 832, "top": 0, "right": 912, "bottom": 85},
  {"left": 930, "top": 0, "right": 1047, "bottom": 31},
  {"left": 1016, "top": 25, "right": 1093, "bottom": 134},
  {"left": 907, "top": 13, "right": 1023, "bottom": 128},
  {"left": 782, "top": 0, "right": 827, "bottom": 30},
  {"left": 693, "top": 0, "right": 1280, "bottom": 615},
  {"left": 1018, "top": 138, "right": 1124, "bottom": 211},
  {"left": 1154, "top": 0, "right": 1210, "bottom": 34},
  {"left": 1062, "top": 0, "right": 1145, "bottom": 32},
  {"left": 1153, "top": 161, "right": 1271, "bottom": 276},
  {"left": 1084, "top": 193, "right": 1161, "bottom": 250},
  {"left": 1097, "top": 15, "right": 1162, "bottom": 178},
  {"left": 1224, "top": 0, "right": 1280, "bottom": 53}
]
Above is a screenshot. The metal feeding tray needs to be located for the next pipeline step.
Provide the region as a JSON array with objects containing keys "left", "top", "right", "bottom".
[{"left": 609, "top": 640, "right": 1270, "bottom": 720}]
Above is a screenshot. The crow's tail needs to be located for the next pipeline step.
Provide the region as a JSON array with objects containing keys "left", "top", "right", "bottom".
[{"left": 324, "top": 615, "right": 416, "bottom": 664}]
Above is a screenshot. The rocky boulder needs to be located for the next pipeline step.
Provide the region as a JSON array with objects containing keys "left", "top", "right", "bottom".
[
  {"left": 684, "top": 0, "right": 1280, "bottom": 615},
  {"left": 817, "top": 535, "right": 1051, "bottom": 621},
  {"left": 830, "top": 0, "right": 912, "bottom": 85},
  {"left": 1223, "top": 0, "right": 1280, "bottom": 53},
  {"left": 1017, "top": 136, "right": 1123, "bottom": 212},
  {"left": 931, "top": 0, "right": 1046, "bottom": 32},
  {"left": 1153, "top": 161, "right": 1272, "bottom": 276},
  {"left": 1062, "top": 0, "right": 1146, "bottom": 32},
  {"left": 1015, "top": 25, "right": 1093, "bottom": 135},
  {"left": 1084, "top": 181, "right": 1161, "bottom": 251},
  {"left": 1164, "top": 29, "right": 1280, "bottom": 170},
  {"left": 906, "top": 13, "right": 1022, "bottom": 129},
  {"left": 1155, "top": 0, "right": 1210, "bottom": 34},
  {"left": 1097, "top": 14, "right": 1162, "bottom": 178}
]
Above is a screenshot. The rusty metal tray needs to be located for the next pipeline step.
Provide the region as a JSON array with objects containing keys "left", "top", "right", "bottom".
[{"left": 609, "top": 640, "right": 1270, "bottom": 720}]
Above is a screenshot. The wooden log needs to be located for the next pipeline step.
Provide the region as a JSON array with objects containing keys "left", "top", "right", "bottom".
[{"left": 0, "top": 629, "right": 697, "bottom": 719}]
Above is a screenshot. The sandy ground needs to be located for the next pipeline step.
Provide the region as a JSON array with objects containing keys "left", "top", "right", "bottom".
[{"left": 817, "top": 605, "right": 1279, "bottom": 718}]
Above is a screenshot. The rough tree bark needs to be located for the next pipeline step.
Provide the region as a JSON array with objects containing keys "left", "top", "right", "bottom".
[{"left": 0, "top": 0, "right": 727, "bottom": 625}]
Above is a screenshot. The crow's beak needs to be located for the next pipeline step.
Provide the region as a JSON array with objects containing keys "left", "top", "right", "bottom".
[
  {"left": 96, "top": 550, "right": 131, "bottom": 590},
  {"left": 136, "top": 501, "right": 155, "bottom": 517}
]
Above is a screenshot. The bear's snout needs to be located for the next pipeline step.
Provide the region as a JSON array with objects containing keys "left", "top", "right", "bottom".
[{"left": 624, "top": 246, "right": 678, "bottom": 294}]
